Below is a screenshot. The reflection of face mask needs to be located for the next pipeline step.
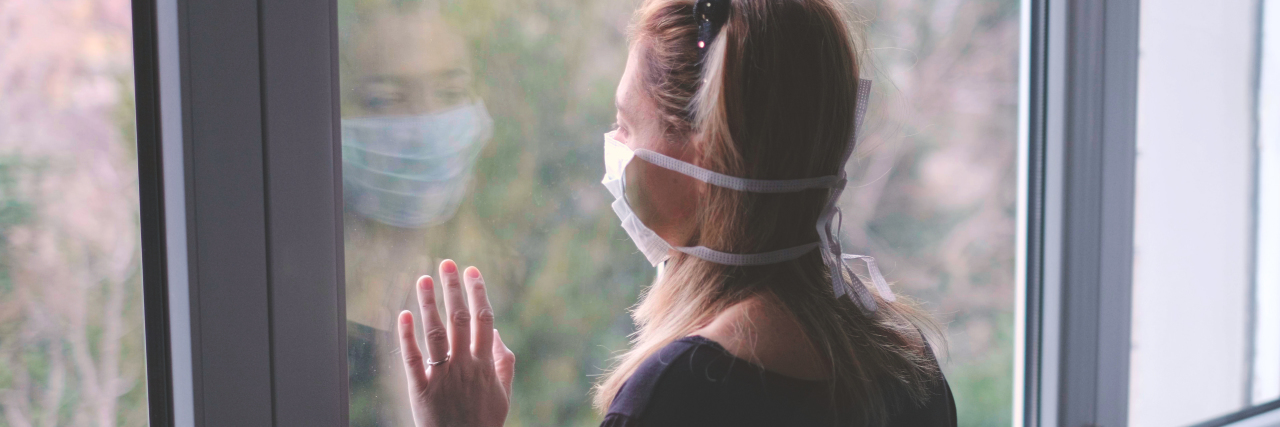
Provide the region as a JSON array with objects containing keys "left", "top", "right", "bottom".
[
  {"left": 341, "top": 101, "right": 493, "bottom": 228},
  {"left": 601, "top": 79, "right": 894, "bottom": 312}
]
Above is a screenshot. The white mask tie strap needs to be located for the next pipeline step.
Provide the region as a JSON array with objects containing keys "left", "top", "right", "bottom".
[
  {"left": 841, "top": 254, "right": 896, "bottom": 302},
  {"left": 821, "top": 79, "right": 884, "bottom": 312},
  {"left": 632, "top": 149, "right": 845, "bottom": 193}
]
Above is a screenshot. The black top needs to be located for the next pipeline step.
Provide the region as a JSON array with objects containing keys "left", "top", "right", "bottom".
[{"left": 600, "top": 336, "right": 957, "bottom": 427}]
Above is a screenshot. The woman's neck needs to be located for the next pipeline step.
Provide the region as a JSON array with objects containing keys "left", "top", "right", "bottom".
[{"left": 689, "top": 295, "right": 831, "bottom": 381}]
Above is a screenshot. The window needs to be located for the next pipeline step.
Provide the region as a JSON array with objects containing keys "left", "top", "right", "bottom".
[
  {"left": 336, "top": 0, "right": 1022, "bottom": 425},
  {"left": 117, "top": 0, "right": 1280, "bottom": 425},
  {"left": 1129, "top": 1, "right": 1279, "bottom": 425},
  {"left": 0, "top": 0, "right": 147, "bottom": 425}
]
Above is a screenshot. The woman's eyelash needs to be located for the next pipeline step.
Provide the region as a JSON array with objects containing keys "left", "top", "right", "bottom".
[{"left": 610, "top": 122, "right": 621, "bottom": 131}]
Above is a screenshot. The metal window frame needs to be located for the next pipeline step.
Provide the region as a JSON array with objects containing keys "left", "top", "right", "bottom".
[
  {"left": 1025, "top": 1, "right": 1280, "bottom": 427},
  {"left": 1057, "top": 1, "right": 1141, "bottom": 426},
  {"left": 131, "top": 0, "right": 173, "bottom": 424},
  {"left": 1024, "top": 0, "right": 1142, "bottom": 426},
  {"left": 133, "top": 0, "right": 347, "bottom": 425}
]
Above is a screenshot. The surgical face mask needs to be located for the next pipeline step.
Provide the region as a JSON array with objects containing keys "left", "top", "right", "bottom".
[
  {"left": 600, "top": 79, "right": 894, "bottom": 312},
  {"left": 341, "top": 101, "right": 493, "bottom": 228}
]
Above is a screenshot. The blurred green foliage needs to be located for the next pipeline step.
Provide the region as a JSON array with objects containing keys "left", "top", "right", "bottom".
[{"left": 0, "top": 156, "right": 32, "bottom": 295}]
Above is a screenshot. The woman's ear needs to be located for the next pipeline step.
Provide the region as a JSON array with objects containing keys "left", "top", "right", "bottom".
[
  {"left": 679, "top": 132, "right": 706, "bottom": 163},
  {"left": 683, "top": 136, "right": 709, "bottom": 196}
]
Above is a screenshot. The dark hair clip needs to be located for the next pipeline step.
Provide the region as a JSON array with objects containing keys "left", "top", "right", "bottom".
[{"left": 694, "top": 0, "right": 730, "bottom": 59}]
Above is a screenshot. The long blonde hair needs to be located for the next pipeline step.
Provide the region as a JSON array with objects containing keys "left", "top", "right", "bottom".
[{"left": 593, "top": 0, "right": 944, "bottom": 425}]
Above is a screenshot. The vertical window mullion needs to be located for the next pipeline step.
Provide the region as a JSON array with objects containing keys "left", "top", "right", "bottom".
[
  {"left": 141, "top": 0, "right": 348, "bottom": 424},
  {"left": 1038, "top": 0, "right": 1141, "bottom": 426},
  {"left": 1017, "top": 0, "right": 1051, "bottom": 425},
  {"left": 132, "top": 0, "right": 176, "bottom": 424},
  {"left": 260, "top": 0, "right": 348, "bottom": 424}
]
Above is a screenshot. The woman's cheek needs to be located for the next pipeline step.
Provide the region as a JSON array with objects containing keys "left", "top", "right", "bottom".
[
  {"left": 655, "top": 169, "right": 698, "bottom": 222},
  {"left": 628, "top": 160, "right": 698, "bottom": 242},
  {"left": 624, "top": 163, "right": 661, "bottom": 218}
]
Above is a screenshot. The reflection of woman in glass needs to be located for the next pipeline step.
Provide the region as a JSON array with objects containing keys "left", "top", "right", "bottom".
[
  {"left": 339, "top": 4, "right": 494, "bottom": 426},
  {"left": 395, "top": 0, "right": 957, "bottom": 426},
  {"left": 341, "top": 4, "right": 490, "bottom": 229}
]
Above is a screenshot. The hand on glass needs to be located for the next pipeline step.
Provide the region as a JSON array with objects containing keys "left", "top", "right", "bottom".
[{"left": 398, "top": 260, "right": 515, "bottom": 427}]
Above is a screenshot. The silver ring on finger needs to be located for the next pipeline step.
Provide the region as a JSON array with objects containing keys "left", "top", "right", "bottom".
[{"left": 427, "top": 354, "right": 450, "bottom": 367}]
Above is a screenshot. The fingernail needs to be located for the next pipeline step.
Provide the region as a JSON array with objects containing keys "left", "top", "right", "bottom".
[
  {"left": 466, "top": 266, "right": 480, "bottom": 279},
  {"left": 418, "top": 275, "right": 432, "bottom": 289},
  {"left": 400, "top": 310, "right": 412, "bottom": 324},
  {"left": 441, "top": 260, "right": 456, "bottom": 274}
]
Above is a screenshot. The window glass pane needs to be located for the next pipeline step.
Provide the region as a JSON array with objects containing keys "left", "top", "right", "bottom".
[
  {"left": 336, "top": 0, "right": 1021, "bottom": 425},
  {"left": 1131, "top": 1, "right": 1278, "bottom": 425},
  {"left": 856, "top": 2, "right": 1022, "bottom": 425},
  {"left": 0, "top": 0, "right": 147, "bottom": 425}
]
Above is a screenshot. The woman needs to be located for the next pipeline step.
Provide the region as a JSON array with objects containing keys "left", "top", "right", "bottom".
[{"left": 394, "top": 0, "right": 957, "bottom": 425}]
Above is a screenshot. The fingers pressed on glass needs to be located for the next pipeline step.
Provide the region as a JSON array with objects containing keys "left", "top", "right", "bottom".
[
  {"left": 439, "top": 259, "right": 471, "bottom": 356},
  {"left": 464, "top": 266, "right": 494, "bottom": 360},
  {"left": 397, "top": 310, "right": 428, "bottom": 388},
  {"left": 415, "top": 275, "right": 449, "bottom": 365},
  {"left": 493, "top": 329, "right": 515, "bottom": 397}
]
